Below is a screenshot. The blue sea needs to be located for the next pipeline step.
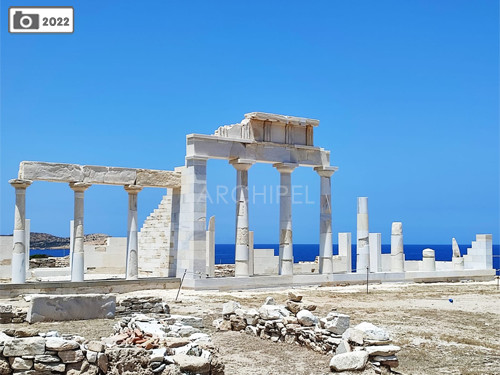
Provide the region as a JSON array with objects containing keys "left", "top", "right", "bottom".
[{"left": 32, "top": 244, "right": 500, "bottom": 274}]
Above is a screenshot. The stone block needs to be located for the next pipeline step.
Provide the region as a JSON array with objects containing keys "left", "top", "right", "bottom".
[
  {"left": 3, "top": 337, "right": 46, "bottom": 356},
  {"left": 27, "top": 294, "right": 116, "bottom": 323}
]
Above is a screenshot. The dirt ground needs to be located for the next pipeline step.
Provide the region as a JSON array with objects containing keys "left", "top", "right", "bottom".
[{"left": 2, "top": 280, "right": 499, "bottom": 374}]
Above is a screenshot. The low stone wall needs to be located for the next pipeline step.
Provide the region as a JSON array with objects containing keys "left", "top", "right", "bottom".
[
  {"left": 29, "top": 256, "right": 69, "bottom": 269},
  {"left": 0, "top": 311, "right": 225, "bottom": 374},
  {"left": 0, "top": 305, "right": 26, "bottom": 324},
  {"left": 214, "top": 292, "right": 401, "bottom": 373},
  {"left": 116, "top": 296, "right": 170, "bottom": 316}
]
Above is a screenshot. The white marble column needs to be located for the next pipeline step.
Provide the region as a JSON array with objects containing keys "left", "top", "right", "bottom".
[
  {"left": 69, "top": 182, "right": 91, "bottom": 282},
  {"left": 177, "top": 156, "right": 207, "bottom": 278},
  {"left": 9, "top": 179, "right": 32, "bottom": 284},
  {"left": 390, "top": 222, "right": 405, "bottom": 272},
  {"left": 421, "top": 248, "right": 436, "bottom": 271},
  {"left": 124, "top": 185, "right": 142, "bottom": 280},
  {"left": 314, "top": 166, "right": 337, "bottom": 274},
  {"left": 369, "top": 233, "right": 381, "bottom": 273},
  {"left": 24, "top": 219, "right": 30, "bottom": 272},
  {"left": 206, "top": 216, "right": 215, "bottom": 277},
  {"left": 338, "top": 232, "right": 352, "bottom": 272},
  {"left": 274, "top": 163, "right": 297, "bottom": 275},
  {"left": 356, "top": 197, "right": 370, "bottom": 272},
  {"left": 230, "top": 159, "right": 254, "bottom": 277}
]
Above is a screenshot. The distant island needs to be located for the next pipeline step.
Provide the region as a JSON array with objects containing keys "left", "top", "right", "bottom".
[{"left": 0, "top": 232, "right": 109, "bottom": 249}]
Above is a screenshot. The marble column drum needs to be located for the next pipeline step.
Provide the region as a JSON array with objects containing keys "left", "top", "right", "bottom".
[
  {"left": 356, "top": 197, "right": 370, "bottom": 272},
  {"left": 274, "top": 163, "right": 297, "bottom": 275},
  {"left": 391, "top": 222, "right": 405, "bottom": 272},
  {"left": 230, "top": 160, "right": 254, "bottom": 277},
  {"left": 124, "top": 185, "right": 143, "bottom": 280},
  {"left": 314, "top": 166, "right": 337, "bottom": 274},
  {"left": 9, "top": 179, "right": 32, "bottom": 284},
  {"left": 69, "top": 182, "right": 91, "bottom": 282}
]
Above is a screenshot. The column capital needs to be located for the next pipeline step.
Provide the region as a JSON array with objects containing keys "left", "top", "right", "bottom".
[
  {"left": 124, "top": 185, "right": 143, "bottom": 194},
  {"left": 314, "top": 166, "right": 338, "bottom": 178},
  {"left": 9, "top": 179, "right": 32, "bottom": 189},
  {"left": 273, "top": 162, "right": 298, "bottom": 174},
  {"left": 230, "top": 158, "right": 254, "bottom": 171},
  {"left": 69, "top": 182, "right": 91, "bottom": 192}
]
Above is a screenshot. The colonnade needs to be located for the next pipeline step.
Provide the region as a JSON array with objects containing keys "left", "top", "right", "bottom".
[
  {"left": 228, "top": 162, "right": 338, "bottom": 277},
  {"left": 8, "top": 179, "right": 143, "bottom": 284}
]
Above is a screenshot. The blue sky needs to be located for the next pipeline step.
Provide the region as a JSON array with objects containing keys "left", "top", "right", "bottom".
[{"left": 0, "top": 0, "right": 498, "bottom": 246}]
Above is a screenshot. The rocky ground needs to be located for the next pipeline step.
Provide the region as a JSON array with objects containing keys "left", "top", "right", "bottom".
[{"left": 1, "top": 281, "right": 499, "bottom": 374}]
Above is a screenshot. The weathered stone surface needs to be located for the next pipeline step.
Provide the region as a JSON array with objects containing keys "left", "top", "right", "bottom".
[
  {"left": 258, "top": 305, "right": 289, "bottom": 320},
  {"left": 3, "top": 337, "right": 46, "bottom": 356},
  {"left": 97, "top": 353, "right": 108, "bottom": 373},
  {"left": 296, "top": 310, "right": 318, "bottom": 327},
  {"left": 58, "top": 349, "right": 85, "bottom": 363},
  {"left": 336, "top": 339, "right": 351, "bottom": 355},
  {"left": 342, "top": 328, "right": 364, "bottom": 345},
  {"left": 9, "top": 357, "right": 33, "bottom": 370},
  {"left": 172, "top": 354, "right": 210, "bottom": 375},
  {"left": 222, "top": 301, "right": 241, "bottom": 316},
  {"left": 0, "top": 357, "right": 9, "bottom": 375},
  {"left": 286, "top": 300, "right": 303, "bottom": 314},
  {"left": 287, "top": 291, "right": 303, "bottom": 302},
  {"left": 27, "top": 294, "right": 116, "bottom": 323},
  {"left": 11, "top": 328, "right": 39, "bottom": 338},
  {"left": 150, "top": 348, "right": 166, "bottom": 363},
  {"left": 136, "top": 169, "right": 181, "bottom": 188},
  {"left": 165, "top": 337, "right": 189, "bottom": 349},
  {"left": 264, "top": 297, "right": 276, "bottom": 305},
  {"left": 106, "top": 347, "right": 150, "bottom": 375},
  {"left": 87, "top": 341, "right": 105, "bottom": 353},
  {"left": 216, "top": 320, "right": 232, "bottom": 332},
  {"left": 372, "top": 355, "right": 399, "bottom": 368},
  {"left": 35, "top": 354, "right": 61, "bottom": 363},
  {"left": 86, "top": 350, "right": 97, "bottom": 363},
  {"left": 34, "top": 362, "right": 66, "bottom": 372},
  {"left": 355, "top": 322, "right": 390, "bottom": 341},
  {"left": 230, "top": 315, "right": 247, "bottom": 331},
  {"left": 19, "top": 161, "right": 181, "bottom": 188},
  {"left": 170, "top": 315, "right": 204, "bottom": 329},
  {"left": 324, "top": 312, "right": 350, "bottom": 335},
  {"left": 365, "top": 345, "right": 401, "bottom": 356},
  {"left": 329, "top": 351, "right": 369, "bottom": 372},
  {"left": 243, "top": 309, "right": 259, "bottom": 325},
  {"left": 46, "top": 338, "right": 80, "bottom": 351}
]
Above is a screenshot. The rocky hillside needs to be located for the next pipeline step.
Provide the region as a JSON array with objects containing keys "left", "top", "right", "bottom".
[{"left": 29, "top": 232, "right": 109, "bottom": 249}]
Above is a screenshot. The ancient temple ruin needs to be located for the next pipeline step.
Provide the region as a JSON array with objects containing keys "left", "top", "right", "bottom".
[{"left": 0, "top": 112, "right": 495, "bottom": 290}]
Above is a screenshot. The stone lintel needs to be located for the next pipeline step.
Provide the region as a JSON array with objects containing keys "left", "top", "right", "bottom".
[
  {"left": 18, "top": 161, "right": 181, "bottom": 188},
  {"left": 9, "top": 179, "right": 32, "bottom": 189},
  {"left": 314, "top": 166, "right": 338, "bottom": 178}
]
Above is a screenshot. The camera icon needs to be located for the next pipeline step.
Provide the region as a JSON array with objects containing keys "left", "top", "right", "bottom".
[{"left": 13, "top": 11, "right": 39, "bottom": 30}]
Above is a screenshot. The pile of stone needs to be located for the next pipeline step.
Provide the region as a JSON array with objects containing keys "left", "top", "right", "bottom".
[
  {"left": 0, "top": 313, "right": 224, "bottom": 375},
  {"left": 213, "top": 292, "right": 401, "bottom": 373},
  {"left": 0, "top": 305, "right": 26, "bottom": 324},
  {"left": 29, "top": 255, "right": 69, "bottom": 268},
  {"left": 0, "top": 329, "right": 106, "bottom": 374},
  {"left": 105, "top": 313, "right": 224, "bottom": 374},
  {"left": 115, "top": 296, "right": 170, "bottom": 316}
]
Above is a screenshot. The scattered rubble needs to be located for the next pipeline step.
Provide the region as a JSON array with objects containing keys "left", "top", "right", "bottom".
[
  {"left": 214, "top": 291, "right": 401, "bottom": 373},
  {"left": 0, "top": 304, "right": 224, "bottom": 374}
]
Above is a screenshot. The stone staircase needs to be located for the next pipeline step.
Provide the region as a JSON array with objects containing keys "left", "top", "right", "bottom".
[{"left": 138, "top": 194, "right": 174, "bottom": 277}]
